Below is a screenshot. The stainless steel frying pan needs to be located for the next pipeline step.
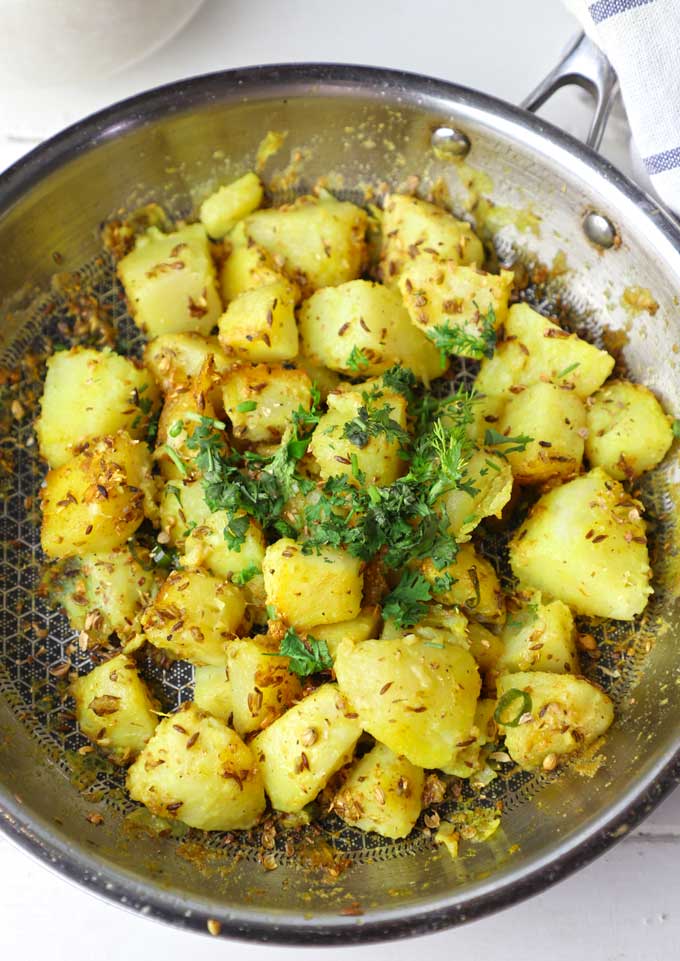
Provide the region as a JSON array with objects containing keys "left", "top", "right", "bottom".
[{"left": 1, "top": 34, "right": 680, "bottom": 945}]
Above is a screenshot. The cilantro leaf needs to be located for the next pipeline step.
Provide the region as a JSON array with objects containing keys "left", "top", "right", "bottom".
[
  {"left": 232, "top": 564, "right": 261, "bottom": 585},
  {"left": 484, "top": 427, "right": 533, "bottom": 456},
  {"left": 342, "top": 400, "right": 410, "bottom": 449},
  {"left": 279, "top": 626, "right": 333, "bottom": 676},
  {"left": 382, "top": 570, "right": 433, "bottom": 629},
  {"left": 346, "top": 345, "right": 370, "bottom": 373},
  {"left": 429, "top": 305, "right": 497, "bottom": 365}
]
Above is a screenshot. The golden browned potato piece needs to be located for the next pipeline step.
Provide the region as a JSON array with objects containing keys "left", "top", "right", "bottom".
[
  {"left": 40, "top": 432, "right": 156, "bottom": 558},
  {"left": 222, "top": 364, "right": 312, "bottom": 443},
  {"left": 585, "top": 379, "right": 674, "bottom": 479},
  {"left": 422, "top": 542, "right": 505, "bottom": 625},
  {"left": 143, "top": 333, "right": 230, "bottom": 396},
  {"left": 193, "top": 661, "right": 232, "bottom": 722},
  {"left": 263, "top": 538, "right": 363, "bottom": 628},
  {"left": 227, "top": 635, "right": 302, "bottom": 736},
  {"left": 252, "top": 684, "right": 362, "bottom": 812},
  {"left": 510, "top": 467, "right": 652, "bottom": 620},
  {"left": 498, "top": 591, "right": 580, "bottom": 675},
  {"left": 308, "top": 607, "right": 383, "bottom": 659},
  {"left": 332, "top": 742, "right": 425, "bottom": 839},
  {"left": 36, "top": 347, "right": 160, "bottom": 469},
  {"left": 127, "top": 702, "right": 265, "bottom": 830},
  {"left": 142, "top": 569, "right": 246, "bottom": 665},
  {"left": 71, "top": 654, "right": 158, "bottom": 764},
  {"left": 117, "top": 224, "right": 222, "bottom": 338},
  {"left": 438, "top": 448, "right": 513, "bottom": 541},
  {"left": 219, "top": 242, "right": 293, "bottom": 303},
  {"left": 218, "top": 279, "right": 299, "bottom": 363},
  {"left": 199, "top": 172, "right": 263, "bottom": 239},
  {"left": 334, "top": 636, "right": 480, "bottom": 768},
  {"left": 496, "top": 672, "right": 613, "bottom": 770}
]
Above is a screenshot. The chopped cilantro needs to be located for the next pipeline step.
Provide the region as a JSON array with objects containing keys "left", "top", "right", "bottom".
[
  {"left": 484, "top": 427, "right": 532, "bottom": 456},
  {"left": 430, "top": 305, "right": 497, "bottom": 365},
  {"left": 382, "top": 570, "right": 433, "bottom": 629},
  {"left": 556, "top": 361, "right": 580, "bottom": 379},
  {"left": 673, "top": 418, "right": 680, "bottom": 439},
  {"left": 346, "top": 345, "right": 370, "bottom": 373},
  {"left": 236, "top": 400, "right": 258, "bottom": 413},
  {"left": 232, "top": 564, "right": 261, "bottom": 586},
  {"left": 278, "top": 626, "right": 333, "bottom": 676}
]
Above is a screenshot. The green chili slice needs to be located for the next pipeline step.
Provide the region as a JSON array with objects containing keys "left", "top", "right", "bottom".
[{"left": 494, "top": 688, "right": 532, "bottom": 727}]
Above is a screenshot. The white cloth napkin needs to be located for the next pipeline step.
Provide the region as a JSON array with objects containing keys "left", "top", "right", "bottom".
[{"left": 565, "top": 0, "right": 680, "bottom": 213}]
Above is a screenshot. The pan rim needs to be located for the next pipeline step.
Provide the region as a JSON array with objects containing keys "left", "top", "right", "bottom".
[{"left": 1, "top": 59, "right": 680, "bottom": 944}]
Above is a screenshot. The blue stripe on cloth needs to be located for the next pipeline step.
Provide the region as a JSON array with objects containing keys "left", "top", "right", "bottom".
[
  {"left": 643, "top": 146, "right": 680, "bottom": 176},
  {"left": 590, "top": 0, "right": 656, "bottom": 24}
]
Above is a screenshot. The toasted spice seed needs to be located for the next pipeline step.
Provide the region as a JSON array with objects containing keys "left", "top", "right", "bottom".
[
  {"left": 379, "top": 681, "right": 393, "bottom": 695},
  {"left": 300, "top": 727, "right": 318, "bottom": 747},
  {"left": 186, "top": 731, "right": 200, "bottom": 749},
  {"left": 579, "top": 633, "right": 598, "bottom": 651},
  {"left": 340, "top": 902, "right": 364, "bottom": 917},
  {"left": 166, "top": 801, "right": 183, "bottom": 812},
  {"left": 11, "top": 399, "right": 25, "bottom": 420},
  {"left": 374, "top": 786, "right": 386, "bottom": 806},
  {"left": 592, "top": 534, "right": 608, "bottom": 544},
  {"left": 85, "top": 524, "right": 93, "bottom": 535},
  {"left": 49, "top": 660, "right": 72, "bottom": 678},
  {"left": 86, "top": 812, "right": 104, "bottom": 826},
  {"left": 173, "top": 724, "right": 188, "bottom": 735},
  {"left": 207, "top": 919, "right": 221, "bottom": 937},
  {"left": 542, "top": 753, "right": 558, "bottom": 772}
]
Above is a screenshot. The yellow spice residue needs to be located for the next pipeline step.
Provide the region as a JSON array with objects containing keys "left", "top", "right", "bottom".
[
  {"left": 255, "top": 130, "right": 289, "bottom": 172},
  {"left": 620, "top": 285, "right": 659, "bottom": 316}
]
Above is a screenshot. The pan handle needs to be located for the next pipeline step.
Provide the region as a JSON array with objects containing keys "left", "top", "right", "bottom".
[{"left": 521, "top": 32, "right": 618, "bottom": 151}]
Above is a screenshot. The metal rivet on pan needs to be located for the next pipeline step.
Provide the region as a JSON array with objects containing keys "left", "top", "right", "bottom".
[
  {"left": 583, "top": 211, "right": 617, "bottom": 249},
  {"left": 430, "top": 125, "right": 471, "bottom": 157}
]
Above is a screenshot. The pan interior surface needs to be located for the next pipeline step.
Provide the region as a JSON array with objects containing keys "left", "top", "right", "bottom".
[{"left": 1, "top": 66, "right": 680, "bottom": 942}]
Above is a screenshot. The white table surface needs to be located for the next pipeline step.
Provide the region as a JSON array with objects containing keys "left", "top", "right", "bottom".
[{"left": 1, "top": 1, "right": 677, "bottom": 958}]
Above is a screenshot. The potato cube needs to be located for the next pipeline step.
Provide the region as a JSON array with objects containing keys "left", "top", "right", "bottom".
[
  {"left": 475, "top": 303, "right": 614, "bottom": 400},
  {"left": 159, "top": 479, "right": 210, "bottom": 549},
  {"left": 380, "top": 604, "right": 468, "bottom": 649},
  {"left": 510, "top": 467, "right": 652, "bottom": 619},
  {"left": 40, "top": 432, "right": 156, "bottom": 558},
  {"left": 199, "top": 172, "right": 263, "bottom": 239},
  {"left": 193, "top": 662, "right": 232, "bottom": 722},
  {"left": 466, "top": 620, "right": 505, "bottom": 679},
  {"left": 71, "top": 653, "right": 158, "bottom": 764},
  {"left": 495, "top": 381, "right": 586, "bottom": 484},
  {"left": 222, "top": 364, "right": 312, "bottom": 443},
  {"left": 127, "top": 702, "right": 265, "bottom": 830},
  {"left": 309, "top": 382, "right": 408, "bottom": 486},
  {"left": 218, "top": 279, "right": 298, "bottom": 363},
  {"left": 183, "top": 508, "right": 266, "bottom": 580},
  {"left": 228, "top": 635, "right": 302, "bottom": 736},
  {"left": 290, "top": 354, "right": 341, "bottom": 400},
  {"left": 142, "top": 569, "right": 246, "bottom": 665},
  {"left": 244, "top": 194, "right": 368, "bottom": 296},
  {"left": 36, "top": 347, "right": 160, "bottom": 469},
  {"left": 379, "top": 194, "right": 483, "bottom": 283},
  {"left": 252, "top": 683, "right": 361, "bottom": 812},
  {"left": 441, "top": 698, "right": 497, "bottom": 777},
  {"left": 335, "top": 636, "right": 479, "bottom": 768},
  {"left": 155, "top": 379, "right": 221, "bottom": 480},
  {"left": 308, "top": 607, "right": 382, "bottom": 658},
  {"left": 398, "top": 255, "right": 513, "bottom": 358},
  {"left": 48, "top": 546, "right": 156, "bottom": 643},
  {"left": 263, "top": 538, "right": 363, "bottom": 628},
  {"left": 299, "top": 280, "right": 442, "bottom": 382},
  {"left": 422, "top": 543, "right": 505, "bottom": 624},
  {"left": 496, "top": 672, "right": 614, "bottom": 770},
  {"left": 220, "top": 242, "right": 293, "bottom": 303},
  {"left": 143, "top": 333, "right": 230, "bottom": 395},
  {"left": 438, "top": 449, "right": 513, "bottom": 541},
  {"left": 498, "top": 592, "right": 579, "bottom": 675},
  {"left": 117, "top": 224, "right": 222, "bottom": 337},
  {"left": 585, "top": 379, "right": 674, "bottom": 479},
  {"left": 332, "top": 742, "right": 424, "bottom": 839}
]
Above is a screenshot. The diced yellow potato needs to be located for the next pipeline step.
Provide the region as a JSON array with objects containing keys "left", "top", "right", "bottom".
[
  {"left": 142, "top": 569, "right": 246, "bottom": 665},
  {"left": 332, "top": 742, "right": 424, "bottom": 839},
  {"left": 290, "top": 354, "right": 341, "bottom": 400},
  {"left": 155, "top": 375, "right": 221, "bottom": 480},
  {"left": 334, "top": 636, "right": 480, "bottom": 768},
  {"left": 40, "top": 432, "right": 156, "bottom": 558},
  {"left": 159, "top": 479, "right": 210, "bottom": 549},
  {"left": 217, "top": 279, "right": 298, "bottom": 363},
  {"left": 309, "top": 607, "right": 382, "bottom": 658},
  {"left": 309, "top": 382, "right": 408, "bottom": 486},
  {"left": 496, "top": 672, "right": 614, "bottom": 770},
  {"left": 228, "top": 635, "right": 302, "bottom": 736},
  {"left": 127, "top": 702, "right": 265, "bottom": 830},
  {"left": 467, "top": 392, "right": 507, "bottom": 446},
  {"left": 585, "top": 379, "right": 674, "bottom": 480},
  {"left": 510, "top": 467, "right": 652, "bottom": 619},
  {"left": 498, "top": 592, "right": 579, "bottom": 675},
  {"left": 398, "top": 255, "right": 513, "bottom": 357},
  {"left": 222, "top": 363, "right": 312, "bottom": 443},
  {"left": 184, "top": 511, "right": 266, "bottom": 581},
  {"left": 495, "top": 381, "right": 586, "bottom": 485},
  {"left": 219, "top": 242, "right": 294, "bottom": 303},
  {"left": 199, "top": 172, "right": 263, "bottom": 239},
  {"left": 36, "top": 347, "right": 160, "bottom": 469},
  {"left": 441, "top": 699, "right": 497, "bottom": 777},
  {"left": 193, "top": 662, "right": 232, "bottom": 722},
  {"left": 438, "top": 449, "right": 513, "bottom": 541},
  {"left": 252, "top": 684, "right": 362, "bottom": 812},
  {"left": 379, "top": 194, "right": 484, "bottom": 284},
  {"left": 47, "top": 546, "right": 156, "bottom": 643},
  {"left": 71, "top": 653, "right": 158, "bottom": 764},
  {"left": 263, "top": 538, "right": 363, "bottom": 628},
  {"left": 475, "top": 303, "right": 614, "bottom": 400},
  {"left": 117, "top": 224, "right": 222, "bottom": 337},
  {"left": 143, "top": 333, "right": 230, "bottom": 395},
  {"left": 299, "top": 280, "right": 443, "bottom": 382},
  {"left": 244, "top": 194, "right": 368, "bottom": 296},
  {"left": 422, "top": 543, "right": 505, "bottom": 625},
  {"left": 466, "top": 620, "right": 505, "bottom": 678}
]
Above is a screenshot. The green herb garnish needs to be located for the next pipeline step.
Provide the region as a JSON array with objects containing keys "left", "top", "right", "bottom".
[
  {"left": 430, "top": 305, "right": 497, "bottom": 365},
  {"left": 346, "top": 345, "right": 370, "bottom": 373},
  {"left": 484, "top": 427, "right": 532, "bottom": 456},
  {"left": 672, "top": 418, "right": 680, "bottom": 439},
  {"left": 494, "top": 689, "right": 533, "bottom": 727},
  {"left": 556, "top": 361, "right": 580, "bottom": 379},
  {"left": 278, "top": 626, "right": 333, "bottom": 677},
  {"left": 236, "top": 400, "right": 258, "bottom": 413},
  {"left": 162, "top": 444, "right": 188, "bottom": 476},
  {"left": 150, "top": 543, "right": 180, "bottom": 569},
  {"left": 381, "top": 570, "right": 433, "bottom": 629},
  {"left": 232, "top": 564, "right": 261, "bottom": 585}
]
